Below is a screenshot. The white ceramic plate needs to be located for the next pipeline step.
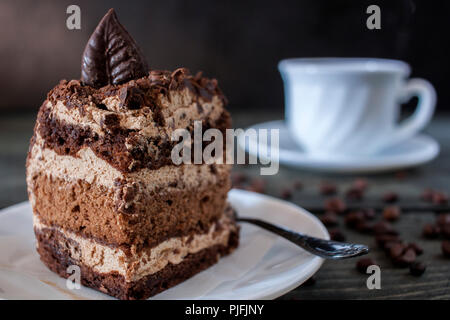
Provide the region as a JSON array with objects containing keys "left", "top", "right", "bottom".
[
  {"left": 0, "top": 189, "right": 327, "bottom": 300},
  {"left": 238, "top": 120, "right": 440, "bottom": 173}
]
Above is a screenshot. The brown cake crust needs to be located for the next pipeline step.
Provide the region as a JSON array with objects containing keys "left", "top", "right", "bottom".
[
  {"left": 35, "top": 222, "right": 239, "bottom": 300},
  {"left": 30, "top": 166, "right": 231, "bottom": 248}
]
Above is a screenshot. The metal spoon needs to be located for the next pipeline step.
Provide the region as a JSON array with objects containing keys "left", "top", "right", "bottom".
[{"left": 237, "top": 217, "right": 369, "bottom": 259}]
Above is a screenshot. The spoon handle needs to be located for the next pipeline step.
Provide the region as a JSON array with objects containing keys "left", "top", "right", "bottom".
[{"left": 237, "top": 217, "right": 369, "bottom": 259}]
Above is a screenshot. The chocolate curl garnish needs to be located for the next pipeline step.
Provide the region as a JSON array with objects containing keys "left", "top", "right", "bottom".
[{"left": 81, "top": 8, "right": 149, "bottom": 88}]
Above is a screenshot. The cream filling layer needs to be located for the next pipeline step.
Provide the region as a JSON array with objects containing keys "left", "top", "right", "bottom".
[
  {"left": 34, "top": 213, "right": 236, "bottom": 282},
  {"left": 27, "top": 132, "right": 230, "bottom": 190}
]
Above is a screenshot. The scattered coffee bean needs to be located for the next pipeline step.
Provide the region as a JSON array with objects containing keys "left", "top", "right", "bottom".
[
  {"left": 356, "top": 258, "right": 376, "bottom": 274},
  {"left": 383, "top": 205, "right": 401, "bottom": 222},
  {"left": 373, "top": 221, "right": 399, "bottom": 236},
  {"left": 431, "top": 191, "right": 448, "bottom": 205},
  {"left": 421, "top": 188, "right": 434, "bottom": 202},
  {"left": 320, "top": 182, "right": 337, "bottom": 196},
  {"left": 409, "top": 262, "right": 426, "bottom": 277},
  {"left": 352, "top": 178, "right": 368, "bottom": 191},
  {"left": 280, "top": 188, "right": 293, "bottom": 200},
  {"left": 328, "top": 228, "right": 346, "bottom": 242},
  {"left": 383, "top": 192, "right": 399, "bottom": 203},
  {"left": 345, "top": 211, "right": 365, "bottom": 228},
  {"left": 394, "top": 248, "right": 416, "bottom": 267},
  {"left": 436, "top": 213, "right": 450, "bottom": 227},
  {"left": 362, "top": 208, "right": 376, "bottom": 220},
  {"left": 389, "top": 243, "right": 406, "bottom": 259},
  {"left": 376, "top": 234, "right": 400, "bottom": 249},
  {"left": 407, "top": 242, "right": 424, "bottom": 255},
  {"left": 383, "top": 240, "right": 403, "bottom": 253},
  {"left": 345, "top": 187, "right": 364, "bottom": 201},
  {"left": 355, "top": 221, "right": 374, "bottom": 234},
  {"left": 320, "top": 211, "right": 339, "bottom": 227},
  {"left": 422, "top": 223, "right": 441, "bottom": 239},
  {"left": 442, "top": 240, "right": 450, "bottom": 258},
  {"left": 325, "top": 197, "right": 346, "bottom": 214}
]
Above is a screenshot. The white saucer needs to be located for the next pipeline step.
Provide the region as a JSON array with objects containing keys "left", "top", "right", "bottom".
[
  {"left": 238, "top": 120, "right": 440, "bottom": 174},
  {"left": 0, "top": 189, "right": 327, "bottom": 300}
]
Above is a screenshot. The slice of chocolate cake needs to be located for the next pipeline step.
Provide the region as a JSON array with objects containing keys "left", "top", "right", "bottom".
[{"left": 26, "top": 9, "right": 239, "bottom": 300}]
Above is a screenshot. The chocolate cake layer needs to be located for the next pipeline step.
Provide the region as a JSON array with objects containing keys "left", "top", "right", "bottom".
[
  {"left": 35, "top": 211, "right": 239, "bottom": 300},
  {"left": 28, "top": 164, "right": 230, "bottom": 247}
]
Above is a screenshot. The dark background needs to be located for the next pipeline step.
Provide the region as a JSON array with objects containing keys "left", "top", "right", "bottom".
[{"left": 0, "top": 0, "right": 448, "bottom": 112}]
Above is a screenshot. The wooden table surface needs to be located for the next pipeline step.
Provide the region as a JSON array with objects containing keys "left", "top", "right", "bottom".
[{"left": 1, "top": 110, "right": 449, "bottom": 300}]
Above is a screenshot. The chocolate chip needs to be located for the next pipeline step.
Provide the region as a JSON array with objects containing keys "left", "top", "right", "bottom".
[
  {"left": 325, "top": 197, "right": 346, "bottom": 214},
  {"left": 383, "top": 205, "right": 401, "bottom": 222},
  {"left": 422, "top": 223, "right": 441, "bottom": 239},
  {"left": 320, "top": 211, "right": 339, "bottom": 227},
  {"left": 356, "top": 258, "right": 376, "bottom": 274},
  {"left": 409, "top": 262, "right": 426, "bottom": 277},
  {"left": 442, "top": 240, "right": 450, "bottom": 257},
  {"left": 328, "top": 228, "right": 346, "bottom": 242},
  {"left": 320, "top": 182, "right": 337, "bottom": 196},
  {"left": 383, "top": 192, "right": 399, "bottom": 203}
]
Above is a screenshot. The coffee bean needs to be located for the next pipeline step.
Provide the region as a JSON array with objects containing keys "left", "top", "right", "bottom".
[
  {"left": 375, "top": 234, "right": 400, "bottom": 249},
  {"left": 352, "top": 178, "right": 368, "bottom": 191},
  {"left": 432, "top": 191, "right": 448, "bottom": 205},
  {"left": 409, "top": 262, "right": 426, "bottom": 277},
  {"left": 231, "top": 172, "right": 247, "bottom": 185},
  {"left": 328, "top": 228, "right": 346, "bottom": 242},
  {"left": 383, "top": 192, "right": 399, "bottom": 203},
  {"left": 280, "top": 188, "right": 293, "bottom": 200},
  {"left": 320, "top": 182, "right": 337, "bottom": 196},
  {"left": 407, "top": 243, "right": 424, "bottom": 255},
  {"left": 345, "top": 211, "right": 365, "bottom": 228},
  {"left": 362, "top": 208, "right": 376, "bottom": 220},
  {"left": 320, "top": 212, "right": 339, "bottom": 227},
  {"left": 383, "top": 240, "right": 403, "bottom": 253},
  {"left": 436, "top": 214, "right": 450, "bottom": 227},
  {"left": 442, "top": 240, "right": 450, "bottom": 258},
  {"left": 422, "top": 223, "right": 441, "bottom": 239},
  {"left": 346, "top": 188, "right": 364, "bottom": 201},
  {"left": 356, "top": 258, "right": 376, "bottom": 274},
  {"left": 356, "top": 221, "right": 374, "bottom": 234},
  {"left": 373, "top": 221, "right": 399, "bottom": 236},
  {"left": 394, "top": 248, "right": 416, "bottom": 267},
  {"left": 383, "top": 205, "right": 401, "bottom": 222},
  {"left": 248, "top": 178, "right": 266, "bottom": 194},
  {"left": 421, "top": 188, "right": 434, "bottom": 202},
  {"left": 389, "top": 243, "right": 406, "bottom": 259},
  {"left": 325, "top": 197, "right": 346, "bottom": 214},
  {"left": 441, "top": 224, "right": 450, "bottom": 239}
]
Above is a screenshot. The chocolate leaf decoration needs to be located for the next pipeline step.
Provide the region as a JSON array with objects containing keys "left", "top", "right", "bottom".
[{"left": 81, "top": 8, "right": 149, "bottom": 88}]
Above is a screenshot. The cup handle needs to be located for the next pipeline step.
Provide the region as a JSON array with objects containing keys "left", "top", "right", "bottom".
[{"left": 390, "top": 78, "right": 436, "bottom": 146}]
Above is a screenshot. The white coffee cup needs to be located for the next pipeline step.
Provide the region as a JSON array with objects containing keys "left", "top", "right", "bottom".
[{"left": 278, "top": 58, "right": 436, "bottom": 156}]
